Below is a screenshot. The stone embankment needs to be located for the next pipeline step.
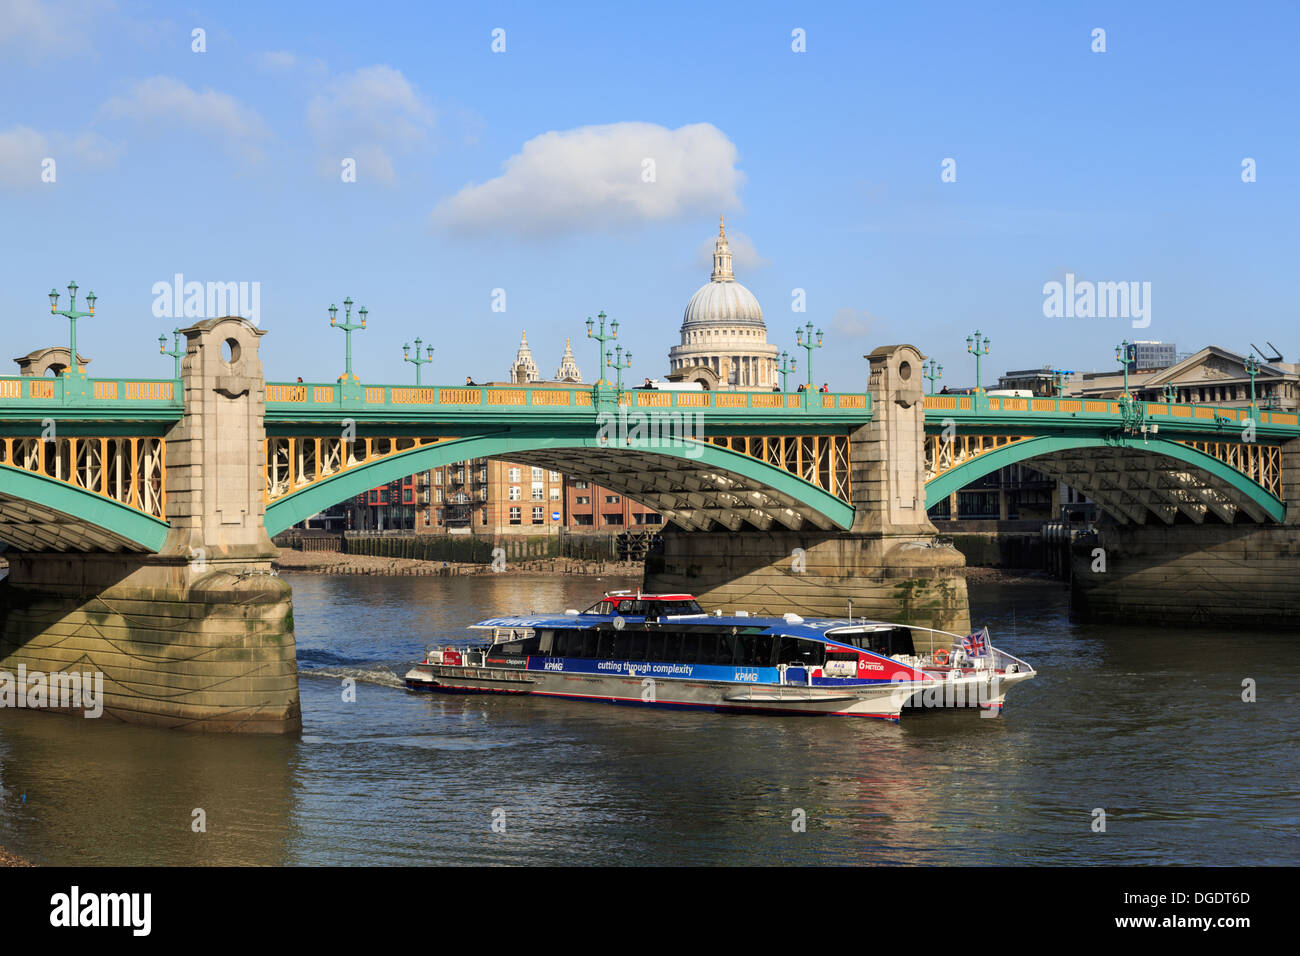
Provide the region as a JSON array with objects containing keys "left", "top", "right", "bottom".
[{"left": 272, "top": 549, "right": 643, "bottom": 577}]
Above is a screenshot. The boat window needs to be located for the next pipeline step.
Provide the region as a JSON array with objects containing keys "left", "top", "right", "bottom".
[
  {"left": 583, "top": 600, "right": 618, "bottom": 615},
  {"left": 537, "top": 629, "right": 554, "bottom": 654},
  {"left": 612, "top": 631, "right": 633, "bottom": 659},
  {"left": 580, "top": 630, "right": 600, "bottom": 658},
  {"left": 596, "top": 631, "right": 615, "bottom": 659},
  {"left": 646, "top": 631, "right": 665, "bottom": 661},
  {"left": 835, "top": 627, "right": 915, "bottom": 656},
  {"left": 679, "top": 632, "right": 700, "bottom": 664},
  {"left": 776, "top": 636, "right": 825, "bottom": 667},
  {"left": 493, "top": 635, "right": 541, "bottom": 657},
  {"left": 659, "top": 632, "right": 681, "bottom": 662},
  {"left": 629, "top": 631, "right": 648, "bottom": 660}
]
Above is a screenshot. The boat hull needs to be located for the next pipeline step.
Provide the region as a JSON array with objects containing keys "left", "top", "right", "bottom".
[{"left": 404, "top": 663, "right": 923, "bottom": 721}]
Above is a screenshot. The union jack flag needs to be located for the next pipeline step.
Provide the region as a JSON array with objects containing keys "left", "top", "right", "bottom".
[{"left": 961, "top": 626, "right": 989, "bottom": 657}]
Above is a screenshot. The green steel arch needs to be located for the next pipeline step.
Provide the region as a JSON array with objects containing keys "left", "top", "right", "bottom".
[
  {"left": 0, "top": 464, "right": 170, "bottom": 552},
  {"left": 924, "top": 435, "right": 1285, "bottom": 523},
  {"left": 264, "top": 433, "right": 856, "bottom": 536}
]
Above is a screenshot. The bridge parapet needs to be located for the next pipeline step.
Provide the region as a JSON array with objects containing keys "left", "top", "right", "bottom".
[{"left": 264, "top": 380, "right": 870, "bottom": 423}]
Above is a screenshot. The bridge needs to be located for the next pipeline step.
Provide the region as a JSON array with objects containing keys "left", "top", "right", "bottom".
[{"left": 2, "top": 317, "right": 1298, "bottom": 732}]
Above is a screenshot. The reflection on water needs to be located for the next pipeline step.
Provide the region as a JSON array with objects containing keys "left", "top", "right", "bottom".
[{"left": 1, "top": 573, "right": 1296, "bottom": 865}]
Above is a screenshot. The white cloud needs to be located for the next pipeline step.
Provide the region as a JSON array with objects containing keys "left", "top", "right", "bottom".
[
  {"left": 257, "top": 50, "right": 298, "bottom": 71},
  {"left": 0, "top": 126, "right": 47, "bottom": 188},
  {"left": 306, "top": 65, "right": 433, "bottom": 184},
  {"left": 431, "top": 122, "right": 744, "bottom": 236},
  {"left": 0, "top": 124, "right": 119, "bottom": 189},
  {"left": 831, "top": 307, "right": 881, "bottom": 338},
  {"left": 0, "top": 0, "right": 113, "bottom": 58},
  {"left": 101, "top": 76, "right": 269, "bottom": 161},
  {"left": 694, "top": 228, "right": 767, "bottom": 274}
]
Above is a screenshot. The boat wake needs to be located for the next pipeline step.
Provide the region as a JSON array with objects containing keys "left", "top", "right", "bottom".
[{"left": 300, "top": 664, "right": 405, "bottom": 689}]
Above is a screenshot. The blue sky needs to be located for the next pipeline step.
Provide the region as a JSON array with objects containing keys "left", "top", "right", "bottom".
[{"left": 2, "top": 0, "right": 1297, "bottom": 388}]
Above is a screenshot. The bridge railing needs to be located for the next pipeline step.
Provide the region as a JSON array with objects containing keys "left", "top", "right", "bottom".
[
  {"left": 923, "top": 394, "right": 1299, "bottom": 431},
  {"left": 0, "top": 375, "right": 181, "bottom": 407},
  {"left": 264, "top": 382, "right": 872, "bottom": 414}
]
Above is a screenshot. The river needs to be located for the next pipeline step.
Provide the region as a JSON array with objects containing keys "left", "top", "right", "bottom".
[{"left": 1, "top": 572, "right": 1295, "bottom": 865}]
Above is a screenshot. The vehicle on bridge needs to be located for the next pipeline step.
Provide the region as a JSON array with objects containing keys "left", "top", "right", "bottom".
[{"left": 403, "top": 605, "right": 1035, "bottom": 721}]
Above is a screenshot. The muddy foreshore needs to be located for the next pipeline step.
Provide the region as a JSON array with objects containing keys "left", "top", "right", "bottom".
[{"left": 271, "top": 548, "right": 644, "bottom": 577}]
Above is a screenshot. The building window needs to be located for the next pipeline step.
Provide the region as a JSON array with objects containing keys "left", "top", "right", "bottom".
[
  {"left": 435, "top": 489, "right": 442, "bottom": 502},
  {"left": 508, "top": 485, "right": 521, "bottom": 501},
  {"left": 549, "top": 470, "right": 561, "bottom": 481},
  {"left": 508, "top": 467, "right": 521, "bottom": 482},
  {"left": 573, "top": 480, "right": 589, "bottom": 489},
  {"left": 574, "top": 513, "right": 594, "bottom": 526},
  {"left": 480, "top": 508, "right": 487, "bottom": 525},
  {"left": 602, "top": 513, "right": 624, "bottom": 525},
  {"left": 575, "top": 496, "right": 590, "bottom": 505},
  {"left": 435, "top": 508, "right": 443, "bottom": 525},
  {"left": 550, "top": 487, "right": 561, "bottom": 500},
  {"left": 532, "top": 506, "right": 544, "bottom": 524},
  {"left": 605, "top": 495, "right": 620, "bottom": 504},
  {"left": 509, "top": 507, "right": 521, "bottom": 525},
  {"left": 434, "top": 471, "right": 442, "bottom": 485},
  {"left": 531, "top": 482, "right": 544, "bottom": 500},
  {"left": 531, "top": 467, "right": 544, "bottom": 480}
]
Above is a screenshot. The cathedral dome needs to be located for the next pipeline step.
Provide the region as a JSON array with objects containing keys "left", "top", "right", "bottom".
[
  {"left": 668, "top": 217, "right": 778, "bottom": 389},
  {"left": 679, "top": 217, "right": 765, "bottom": 331},
  {"left": 682, "top": 279, "right": 765, "bottom": 329}
]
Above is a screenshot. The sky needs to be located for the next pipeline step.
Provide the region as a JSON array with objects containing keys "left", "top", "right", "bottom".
[{"left": 2, "top": 0, "right": 1298, "bottom": 390}]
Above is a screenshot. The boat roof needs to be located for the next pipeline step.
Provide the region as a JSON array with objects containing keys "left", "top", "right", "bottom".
[
  {"left": 470, "top": 614, "right": 913, "bottom": 646},
  {"left": 598, "top": 592, "right": 698, "bottom": 601}
]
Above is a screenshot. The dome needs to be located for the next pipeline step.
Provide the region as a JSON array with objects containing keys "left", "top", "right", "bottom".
[{"left": 682, "top": 278, "right": 765, "bottom": 329}]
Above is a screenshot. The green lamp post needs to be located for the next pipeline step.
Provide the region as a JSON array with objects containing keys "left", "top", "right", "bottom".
[
  {"left": 777, "top": 351, "right": 797, "bottom": 392},
  {"left": 49, "top": 281, "right": 95, "bottom": 387},
  {"left": 924, "top": 358, "right": 943, "bottom": 395},
  {"left": 1162, "top": 383, "right": 1178, "bottom": 404},
  {"left": 330, "top": 297, "right": 367, "bottom": 383},
  {"left": 1053, "top": 369, "right": 1074, "bottom": 399},
  {"left": 159, "top": 328, "right": 184, "bottom": 379},
  {"left": 607, "top": 344, "right": 633, "bottom": 390},
  {"left": 1114, "top": 340, "right": 1135, "bottom": 399},
  {"left": 966, "top": 330, "right": 990, "bottom": 399},
  {"left": 795, "top": 321, "right": 823, "bottom": 388},
  {"left": 585, "top": 311, "right": 618, "bottom": 387},
  {"left": 403, "top": 337, "right": 434, "bottom": 386},
  {"left": 1244, "top": 352, "right": 1261, "bottom": 411}
]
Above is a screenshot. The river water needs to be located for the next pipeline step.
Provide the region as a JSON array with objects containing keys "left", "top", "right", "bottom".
[{"left": 1, "top": 572, "right": 1296, "bottom": 865}]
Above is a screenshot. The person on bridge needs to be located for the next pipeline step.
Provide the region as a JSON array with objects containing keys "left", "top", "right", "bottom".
[
  {"left": 819, "top": 383, "right": 829, "bottom": 393},
  {"left": 466, "top": 376, "right": 477, "bottom": 387}
]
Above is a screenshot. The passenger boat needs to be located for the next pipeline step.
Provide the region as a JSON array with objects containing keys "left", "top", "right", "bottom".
[{"left": 403, "top": 593, "right": 1035, "bottom": 721}]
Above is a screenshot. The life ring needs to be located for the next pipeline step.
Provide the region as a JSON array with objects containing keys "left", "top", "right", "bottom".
[{"left": 933, "top": 648, "right": 950, "bottom": 666}]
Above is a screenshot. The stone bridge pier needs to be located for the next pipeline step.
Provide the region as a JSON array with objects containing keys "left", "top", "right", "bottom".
[
  {"left": 645, "top": 345, "right": 970, "bottom": 633},
  {"left": 0, "top": 317, "right": 300, "bottom": 732}
]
